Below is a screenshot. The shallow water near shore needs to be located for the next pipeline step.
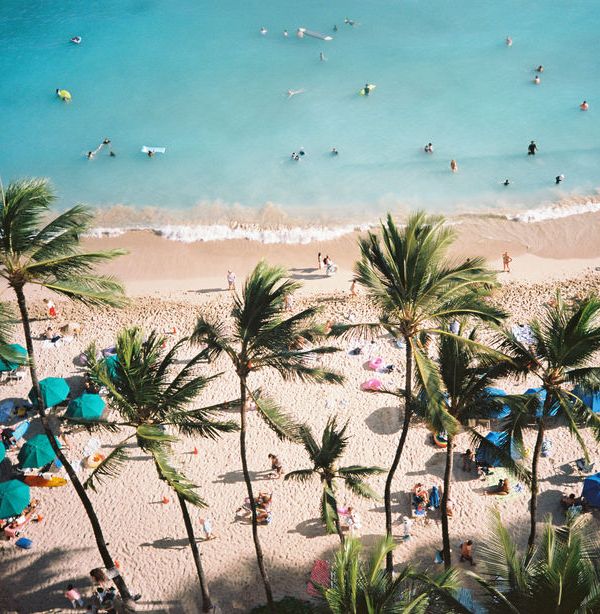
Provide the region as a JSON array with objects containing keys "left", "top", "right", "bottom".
[{"left": 1, "top": 0, "right": 600, "bottom": 228}]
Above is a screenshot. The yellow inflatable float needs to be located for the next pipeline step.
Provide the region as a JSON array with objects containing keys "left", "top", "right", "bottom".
[
  {"left": 56, "top": 88, "right": 72, "bottom": 102},
  {"left": 85, "top": 452, "right": 105, "bottom": 468}
]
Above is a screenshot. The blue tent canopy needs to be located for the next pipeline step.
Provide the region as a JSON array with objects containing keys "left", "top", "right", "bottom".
[
  {"left": 582, "top": 473, "right": 600, "bottom": 507},
  {"left": 523, "top": 387, "right": 559, "bottom": 418},
  {"left": 484, "top": 387, "right": 511, "bottom": 419},
  {"left": 476, "top": 431, "right": 521, "bottom": 467},
  {"left": 573, "top": 386, "right": 600, "bottom": 414}
]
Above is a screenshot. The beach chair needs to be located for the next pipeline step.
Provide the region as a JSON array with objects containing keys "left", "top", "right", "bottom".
[{"left": 6, "top": 368, "right": 25, "bottom": 384}]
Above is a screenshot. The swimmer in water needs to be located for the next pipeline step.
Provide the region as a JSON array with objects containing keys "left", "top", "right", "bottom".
[
  {"left": 528, "top": 140, "right": 538, "bottom": 155},
  {"left": 580, "top": 100, "right": 589, "bottom": 111},
  {"left": 320, "top": 52, "right": 326, "bottom": 62},
  {"left": 536, "top": 65, "right": 544, "bottom": 73},
  {"left": 450, "top": 159, "right": 458, "bottom": 172},
  {"left": 299, "top": 148, "right": 305, "bottom": 157},
  {"left": 363, "top": 83, "right": 371, "bottom": 95},
  {"left": 331, "top": 147, "right": 338, "bottom": 155},
  {"left": 260, "top": 27, "right": 267, "bottom": 35},
  {"left": 147, "top": 150, "right": 154, "bottom": 158},
  {"left": 86, "top": 151, "right": 94, "bottom": 160},
  {"left": 283, "top": 29, "right": 288, "bottom": 37},
  {"left": 287, "top": 89, "right": 305, "bottom": 98},
  {"left": 506, "top": 36, "right": 512, "bottom": 46},
  {"left": 424, "top": 143, "right": 433, "bottom": 153},
  {"left": 503, "top": 179, "right": 510, "bottom": 186},
  {"left": 345, "top": 18, "right": 356, "bottom": 26},
  {"left": 555, "top": 174, "right": 565, "bottom": 184},
  {"left": 534, "top": 75, "right": 541, "bottom": 85},
  {"left": 70, "top": 36, "right": 82, "bottom": 44},
  {"left": 333, "top": 25, "right": 338, "bottom": 32}
]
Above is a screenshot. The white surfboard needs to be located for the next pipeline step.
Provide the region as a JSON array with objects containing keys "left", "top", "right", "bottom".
[{"left": 141, "top": 146, "right": 166, "bottom": 154}]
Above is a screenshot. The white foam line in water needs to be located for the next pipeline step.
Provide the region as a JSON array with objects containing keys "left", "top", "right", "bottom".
[
  {"left": 507, "top": 200, "right": 600, "bottom": 223},
  {"left": 85, "top": 223, "right": 372, "bottom": 244}
]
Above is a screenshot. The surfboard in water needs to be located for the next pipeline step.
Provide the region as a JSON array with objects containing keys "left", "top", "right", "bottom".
[{"left": 141, "top": 146, "right": 166, "bottom": 154}]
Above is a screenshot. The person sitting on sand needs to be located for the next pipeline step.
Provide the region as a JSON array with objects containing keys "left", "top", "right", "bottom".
[
  {"left": 43, "top": 327, "right": 61, "bottom": 343},
  {"left": 462, "top": 449, "right": 474, "bottom": 471},
  {"left": 90, "top": 568, "right": 109, "bottom": 588},
  {"left": 413, "top": 483, "right": 429, "bottom": 506},
  {"left": 486, "top": 478, "right": 510, "bottom": 495},
  {"left": 460, "top": 540, "right": 476, "bottom": 565}
]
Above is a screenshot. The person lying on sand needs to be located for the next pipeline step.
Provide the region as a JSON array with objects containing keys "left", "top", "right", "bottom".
[{"left": 486, "top": 478, "right": 510, "bottom": 495}]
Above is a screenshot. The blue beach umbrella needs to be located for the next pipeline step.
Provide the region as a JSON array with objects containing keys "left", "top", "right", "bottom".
[
  {"left": 66, "top": 393, "right": 106, "bottom": 420},
  {"left": 483, "top": 387, "right": 511, "bottom": 419},
  {"left": 29, "top": 377, "right": 70, "bottom": 408},
  {"left": 573, "top": 386, "right": 600, "bottom": 414},
  {"left": 524, "top": 387, "right": 558, "bottom": 418},
  {"left": 0, "top": 480, "right": 30, "bottom": 519},
  {"left": 475, "top": 431, "right": 522, "bottom": 467},
  {"left": 0, "top": 344, "right": 27, "bottom": 372},
  {"left": 18, "top": 434, "right": 61, "bottom": 468}
]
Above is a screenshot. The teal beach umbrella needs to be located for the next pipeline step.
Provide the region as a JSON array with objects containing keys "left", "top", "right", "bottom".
[
  {"left": 29, "top": 377, "right": 70, "bottom": 408},
  {"left": 0, "top": 479, "right": 30, "bottom": 518},
  {"left": 66, "top": 394, "right": 106, "bottom": 420},
  {"left": 18, "top": 434, "right": 61, "bottom": 468},
  {"left": 0, "top": 344, "right": 27, "bottom": 372},
  {"left": 103, "top": 354, "right": 120, "bottom": 381},
  {"left": 0, "top": 444, "right": 5, "bottom": 463}
]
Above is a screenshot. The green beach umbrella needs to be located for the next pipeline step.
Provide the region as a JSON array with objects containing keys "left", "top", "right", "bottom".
[
  {"left": 0, "top": 479, "right": 30, "bottom": 519},
  {"left": 0, "top": 343, "right": 27, "bottom": 372},
  {"left": 103, "top": 354, "right": 120, "bottom": 381},
  {"left": 18, "top": 434, "right": 61, "bottom": 469},
  {"left": 0, "top": 444, "right": 5, "bottom": 463},
  {"left": 29, "top": 377, "right": 70, "bottom": 408},
  {"left": 66, "top": 393, "right": 106, "bottom": 420}
]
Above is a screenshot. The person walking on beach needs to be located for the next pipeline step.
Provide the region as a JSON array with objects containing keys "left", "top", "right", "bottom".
[
  {"left": 43, "top": 298, "right": 57, "bottom": 319},
  {"left": 200, "top": 516, "right": 215, "bottom": 540},
  {"left": 450, "top": 159, "right": 458, "bottom": 172},
  {"left": 528, "top": 141, "right": 538, "bottom": 155},
  {"left": 227, "top": 270, "right": 236, "bottom": 290},
  {"left": 350, "top": 280, "right": 357, "bottom": 297},
  {"left": 460, "top": 540, "right": 475, "bottom": 565},
  {"left": 317, "top": 252, "right": 322, "bottom": 269},
  {"left": 502, "top": 251, "right": 512, "bottom": 272},
  {"left": 64, "top": 584, "right": 84, "bottom": 608}
]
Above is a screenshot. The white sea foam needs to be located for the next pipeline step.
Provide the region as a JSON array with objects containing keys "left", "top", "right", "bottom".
[
  {"left": 86, "top": 223, "right": 372, "bottom": 244},
  {"left": 506, "top": 200, "right": 600, "bottom": 223}
]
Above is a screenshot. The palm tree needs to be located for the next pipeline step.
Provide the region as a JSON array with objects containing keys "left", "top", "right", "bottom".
[
  {"left": 472, "top": 512, "right": 600, "bottom": 613},
  {"left": 338, "top": 212, "right": 504, "bottom": 574},
  {"left": 318, "top": 535, "right": 473, "bottom": 613},
  {"left": 496, "top": 293, "right": 600, "bottom": 547},
  {"left": 0, "top": 178, "right": 136, "bottom": 605},
  {"left": 285, "top": 416, "right": 384, "bottom": 543},
  {"left": 78, "top": 327, "right": 237, "bottom": 612},
  {"left": 192, "top": 261, "right": 343, "bottom": 609},
  {"left": 416, "top": 326, "right": 529, "bottom": 568}
]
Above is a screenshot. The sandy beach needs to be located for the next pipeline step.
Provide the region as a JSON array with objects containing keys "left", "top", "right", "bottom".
[{"left": 1, "top": 219, "right": 600, "bottom": 613}]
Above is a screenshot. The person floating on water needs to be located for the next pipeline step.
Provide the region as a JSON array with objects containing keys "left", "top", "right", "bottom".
[
  {"left": 283, "top": 29, "right": 288, "bottom": 37},
  {"left": 555, "top": 174, "right": 565, "bottom": 184},
  {"left": 528, "top": 140, "right": 538, "bottom": 155},
  {"left": 580, "top": 100, "right": 589, "bottom": 111},
  {"left": 424, "top": 143, "right": 433, "bottom": 153},
  {"left": 147, "top": 150, "right": 154, "bottom": 158},
  {"left": 534, "top": 75, "right": 541, "bottom": 85},
  {"left": 344, "top": 18, "right": 356, "bottom": 26},
  {"left": 505, "top": 36, "right": 512, "bottom": 46},
  {"left": 260, "top": 27, "right": 267, "bottom": 35},
  {"left": 503, "top": 179, "right": 510, "bottom": 186},
  {"left": 56, "top": 88, "right": 71, "bottom": 102},
  {"left": 331, "top": 147, "right": 338, "bottom": 155},
  {"left": 287, "top": 89, "right": 304, "bottom": 98},
  {"left": 536, "top": 65, "right": 544, "bottom": 73},
  {"left": 70, "top": 36, "right": 82, "bottom": 44},
  {"left": 450, "top": 159, "right": 458, "bottom": 172}
]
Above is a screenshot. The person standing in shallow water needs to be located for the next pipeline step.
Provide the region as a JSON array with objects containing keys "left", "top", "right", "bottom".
[
  {"left": 450, "top": 159, "right": 458, "bottom": 172},
  {"left": 528, "top": 141, "right": 538, "bottom": 155}
]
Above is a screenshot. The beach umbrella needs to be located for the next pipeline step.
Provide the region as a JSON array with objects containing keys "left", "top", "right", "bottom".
[
  {"left": 18, "top": 433, "right": 61, "bottom": 468},
  {"left": 524, "top": 387, "right": 558, "bottom": 418},
  {"left": 0, "top": 444, "right": 5, "bottom": 463},
  {"left": 0, "top": 344, "right": 27, "bottom": 372},
  {"left": 582, "top": 473, "right": 600, "bottom": 508},
  {"left": 573, "top": 386, "right": 600, "bottom": 414},
  {"left": 103, "top": 354, "right": 120, "bottom": 381},
  {"left": 483, "top": 387, "right": 511, "bottom": 419},
  {"left": 0, "top": 479, "right": 30, "bottom": 519},
  {"left": 475, "top": 431, "right": 522, "bottom": 467},
  {"left": 66, "top": 393, "right": 105, "bottom": 420},
  {"left": 29, "top": 377, "right": 70, "bottom": 408}
]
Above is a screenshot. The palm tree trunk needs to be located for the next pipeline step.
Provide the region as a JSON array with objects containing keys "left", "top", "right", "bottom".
[
  {"left": 441, "top": 433, "right": 454, "bottom": 569},
  {"left": 326, "top": 480, "right": 345, "bottom": 544},
  {"left": 14, "top": 287, "right": 135, "bottom": 610},
  {"left": 239, "top": 379, "right": 274, "bottom": 611},
  {"left": 528, "top": 411, "right": 547, "bottom": 549},
  {"left": 384, "top": 338, "right": 413, "bottom": 576},
  {"left": 176, "top": 493, "right": 213, "bottom": 612}
]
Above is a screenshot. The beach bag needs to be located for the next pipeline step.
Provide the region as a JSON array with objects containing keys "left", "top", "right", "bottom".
[{"left": 15, "top": 537, "right": 33, "bottom": 549}]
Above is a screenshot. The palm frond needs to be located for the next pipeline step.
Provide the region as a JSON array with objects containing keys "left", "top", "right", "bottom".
[
  {"left": 249, "top": 390, "right": 302, "bottom": 442},
  {"left": 283, "top": 469, "right": 314, "bottom": 483},
  {"left": 343, "top": 476, "right": 381, "bottom": 501},
  {"left": 83, "top": 443, "right": 129, "bottom": 492}
]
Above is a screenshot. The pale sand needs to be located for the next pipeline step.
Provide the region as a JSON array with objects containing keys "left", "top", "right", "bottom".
[{"left": 1, "top": 221, "right": 600, "bottom": 612}]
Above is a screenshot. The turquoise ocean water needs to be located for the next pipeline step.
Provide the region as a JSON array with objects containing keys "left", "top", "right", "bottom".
[{"left": 1, "top": 0, "right": 600, "bottom": 235}]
